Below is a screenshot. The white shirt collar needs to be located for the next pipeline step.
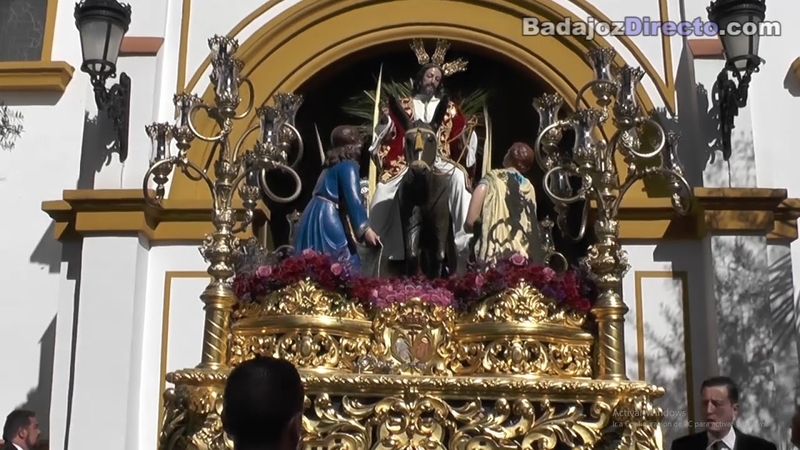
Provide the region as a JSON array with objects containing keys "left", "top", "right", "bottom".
[
  {"left": 13, "top": 443, "right": 25, "bottom": 450},
  {"left": 707, "top": 427, "right": 736, "bottom": 450}
]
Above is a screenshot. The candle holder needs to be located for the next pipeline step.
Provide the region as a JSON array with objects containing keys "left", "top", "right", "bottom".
[{"left": 533, "top": 46, "right": 693, "bottom": 380}]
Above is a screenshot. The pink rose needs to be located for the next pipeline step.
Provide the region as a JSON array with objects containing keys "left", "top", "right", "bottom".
[
  {"left": 542, "top": 267, "right": 556, "bottom": 282},
  {"left": 510, "top": 253, "right": 527, "bottom": 266},
  {"left": 301, "top": 248, "right": 315, "bottom": 257},
  {"left": 256, "top": 265, "right": 273, "bottom": 278},
  {"left": 474, "top": 274, "right": 485, "bottom": 287},
  {"left": 330, "top": 263, "right": 343, "bottom": 276}
]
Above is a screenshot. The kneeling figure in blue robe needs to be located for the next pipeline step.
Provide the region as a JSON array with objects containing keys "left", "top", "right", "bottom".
[{"left": 295, "top": 125, "right": 381, "bottom": 267}]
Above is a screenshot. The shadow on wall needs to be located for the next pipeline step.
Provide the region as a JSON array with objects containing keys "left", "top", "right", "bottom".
[
  {"left": 16, "top": 317, "right": 56, "bottom": 440},
  {"left": 652, "top": 237, "right": 797, "bottom": 447},
  {"left": 0, "top": 91, "right": 62, "bottom": 107},
  {"left": 30, "top": 222, "right": 61, "bottom": 274},
  {"left": 76, "top": 111, "right": 123, "bottom": 189},
  {"left": 672, "top": 43, "right": 758, "bottom": 189}
]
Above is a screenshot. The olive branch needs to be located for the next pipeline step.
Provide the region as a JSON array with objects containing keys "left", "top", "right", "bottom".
[{"left": 0, "top": 102, "right": 24, "bottom": 150}]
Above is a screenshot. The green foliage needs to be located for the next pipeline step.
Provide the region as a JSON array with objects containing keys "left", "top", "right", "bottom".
[
  {"left": 0, "top": 102, "right": 24, "bottom": 150},
  {"left": 341, "top": 78, "right": 488, "bottom": 134}
]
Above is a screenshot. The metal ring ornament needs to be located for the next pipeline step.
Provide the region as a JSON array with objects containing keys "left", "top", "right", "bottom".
[
  {"left": 534, "top": 120, "right": 569, "bottom": 171},
  {"left": 187, "top": 103, "right": 226, "bottom": 142},
  {"left": 233, "top": 78, "right": 255, "bottom": 120},
  {"left": 616, "top": 117, "right": 666, "bottom": 159},
  {"left": 658, "top": 168, "right": 693, "bottom": 215},
  {"left": 575, "top": 79, "right": 617, "bottom": 109},
  {"left": 543, "top": 251, "right": 569, "bottom": 273},
  {"left": 543, "top": 166, "right": 583, "bottom": 204},
  {"left": 283, "top": 123, "right": 305, "bottom": 169},
  {"left": 259, "top": 163, "right": 303, "bottom": 203},
  {"left": 142, "top": 158, "right": 177, "bottom": 207},
  {"left": 233, "top": 124, "right": 260, "bottom": 159}
]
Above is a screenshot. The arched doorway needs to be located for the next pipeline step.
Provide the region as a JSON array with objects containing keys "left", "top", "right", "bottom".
[{"left": 261, "top": 40, "right": 594, "bottom": 263}]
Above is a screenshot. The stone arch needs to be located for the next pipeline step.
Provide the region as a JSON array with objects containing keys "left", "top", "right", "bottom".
[{"left": 170, "top": 0, "right": 662, "bottom": 201}]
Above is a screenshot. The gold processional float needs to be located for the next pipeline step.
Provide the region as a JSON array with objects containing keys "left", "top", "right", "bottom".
[{"left": 145, "top": 36, "right": 693, "bottom": 450}]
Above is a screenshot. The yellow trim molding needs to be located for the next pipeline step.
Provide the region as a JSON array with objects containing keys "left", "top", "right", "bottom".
[
  {"left": 41, "top": 187, "right": 800, "bottom": 242},
  {"left": 176, "top": 0, "right": 192, "bottom": 97},
  {"left": 0, "top": 61, "right": 74, "bottom": 93},
  {"left": 41, "top": 189, "right": 268, "bottom": 242},
  {"left": 182, "top": 0, "right": 676, "bottom": 112},
  {"left": 42, "top": 0, "right": 59, "bottom": 60},
  {"left": 633, "top": 271, "right": 695, "bottom": 432},
  {"left": 158, "top": 271, "right": 210, "bottom": 446},
  {"left": 173, "top": 0, "right": 661, "bottom": 204}
]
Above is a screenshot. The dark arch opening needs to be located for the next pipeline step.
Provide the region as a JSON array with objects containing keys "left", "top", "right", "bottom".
[{"left": 259, "top": 39, "right": 595, "bottom": 264}]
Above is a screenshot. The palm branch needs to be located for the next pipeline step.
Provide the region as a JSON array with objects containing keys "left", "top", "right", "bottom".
[{"left": 342, "top": 78, "right": 488, "bottom": 135}]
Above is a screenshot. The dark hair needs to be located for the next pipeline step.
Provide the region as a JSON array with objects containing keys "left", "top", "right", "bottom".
[
  {"left": 3, "top": 410, "right": 35, "bottom": 441},
  {"left": 701, "top": 376, "right": 739, "bottom": 404},
  {"left": 222, "top": 356, "right": 305, "bottom": 447},
  {"left": 412, "top": 64, "right": 445, "bottom": 97},
  {"left": 507, "top": 142, "right": 535, "bottom": 173},
  {"left": 323, "top": 144, "right": 362, "bottom": 168}
]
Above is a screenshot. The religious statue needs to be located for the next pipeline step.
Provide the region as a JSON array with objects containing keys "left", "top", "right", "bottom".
[
  {"left": 368, "top": 39, "right": 480, "bottom": 274},
  {"left": 389, "top": 96, "right": 457, "bottom": 279},
  {"left": 294, "top": 126, "right": 381, "bottom": 266},
  {"left": 464, "top": 142, "right": 545, "bottom": 264}
]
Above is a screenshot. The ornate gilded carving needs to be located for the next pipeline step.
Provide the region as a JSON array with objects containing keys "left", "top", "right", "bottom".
[
  {"left": 233, "top": 279, "right": 368, "bottom": 321},
  {"left": 449, "top": 339, "right": 592, "bottom": 377},
  {"left": 466, "top": 283, "right": 586, "bottom": 328},
  {"left": 160, "top": 369, "right": 230, "bottom": 450},
  {"left": 611, "top": 395, "right": 665, "bottom": 450},
  {"left": 358, "top": 299, "right": 455, "bottom": 375},
  {"left": 231, "top": 283, "right": 595, "bottom": 377},
  {"left": 303, "top": 393, "right": 611, "bottom": 450},
  {"left": 229, "top": 331, "right": 372, "bottom": 371},
  {"left": 160, "top": 368, "right": 665, "bottom": 450}
]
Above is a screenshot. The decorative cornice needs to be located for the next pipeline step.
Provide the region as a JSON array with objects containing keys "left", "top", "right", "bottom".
[
  {"left": 120, "top": 36, "right": 165, "bottom": 57},
  {"left": 42, "top": 189, "right": 269, "bottom": 242},
  {"left": 41, "top": 188, "right": 800, "bottom": 243},
  {"left": 687, "top": 38, "right": 724, "bottom": 59},
  {"left": 0, "top": 61, "right": 75, "bottom": 93}
]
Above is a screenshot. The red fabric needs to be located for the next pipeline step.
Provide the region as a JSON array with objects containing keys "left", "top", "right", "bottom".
[
  {"left": 378, "top": 99, "right": 474, "bottom": 182},
  {"left": 447, "top": 103, "right": 468, "bottom": 166}
]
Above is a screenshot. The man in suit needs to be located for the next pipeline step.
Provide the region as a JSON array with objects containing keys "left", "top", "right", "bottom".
[
  {"left": 2, "top": 410, "right": 39, "bottom": 450},
  {"left": 671, "top": 377, "right": 776, "bottom": 450},
  {"left": 222, "top": 356, "right": 305, "bottom": 450}
]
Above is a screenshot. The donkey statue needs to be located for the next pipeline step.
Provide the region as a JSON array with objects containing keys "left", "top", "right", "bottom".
[{"left": 387, "top": 94, "right": 458, "bottom": 279}]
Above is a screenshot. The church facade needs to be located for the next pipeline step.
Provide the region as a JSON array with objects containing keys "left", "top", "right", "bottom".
[{"left": 0, "top": 0, "right": 798, "bottom": 449}]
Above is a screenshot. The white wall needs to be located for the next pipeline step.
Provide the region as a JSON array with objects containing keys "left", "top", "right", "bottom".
[
  {"left": 621, "top": 241, "right": 709, "bottom": 448},
  {"left": 0, "top": 0, "right": 176, "bottom": 443}
]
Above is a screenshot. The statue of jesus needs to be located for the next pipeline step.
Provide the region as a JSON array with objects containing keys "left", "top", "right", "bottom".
[{"left": 368, "top": 39, "right": 480, "bottom": 274}]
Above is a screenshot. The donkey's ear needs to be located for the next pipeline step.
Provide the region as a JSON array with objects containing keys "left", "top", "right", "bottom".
[
  {"left": 387, "top": 94, "right": 412, "bottom": 131},
  {"left": 431, "top": 96, "right": 450, "bottom": 130}
]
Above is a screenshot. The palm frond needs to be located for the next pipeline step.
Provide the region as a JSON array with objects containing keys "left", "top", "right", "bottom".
[{"left": 342, "top": 78, "right": 488, "bottom": 135}]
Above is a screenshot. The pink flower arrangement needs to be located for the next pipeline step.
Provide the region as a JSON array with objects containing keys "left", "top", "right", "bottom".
[{"left": 233, "top": 249, "right": 596, "bottom": 313}]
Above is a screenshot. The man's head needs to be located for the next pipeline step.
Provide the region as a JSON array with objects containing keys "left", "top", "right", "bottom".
[
  {"left": 324, "top": 125, "right": 363, "bottom": 168},
  {"left": 700, "top": 376, "right": 739, "bottom": 436},
  {"left": 2, "top": 410, "right": 39, "bottom": 449},
  {"left": 413, "top": 64, "right": 444, "bottom": 99},
  {"left": 503, "top": 142, "right": 536, "bottom": 173},
  {"left": 222, "top": 356, "right": 305, "bottom": 449}
]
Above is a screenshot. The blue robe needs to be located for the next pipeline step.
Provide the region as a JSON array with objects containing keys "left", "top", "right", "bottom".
[{"left": 295, "top": 161, "right": 370, "bottom": 266}]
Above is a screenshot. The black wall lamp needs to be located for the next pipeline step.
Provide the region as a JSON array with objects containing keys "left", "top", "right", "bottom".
[
  {"left": 707, "top": 0, "right": 765, "bottom": 160},
  {"left": 74, "top": 0, "right": 132, "bottom": 161}
]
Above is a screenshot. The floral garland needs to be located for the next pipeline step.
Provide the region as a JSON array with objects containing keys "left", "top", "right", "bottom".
[{"left": 232, "top": 249, "right": 596, "bottom": 313}]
